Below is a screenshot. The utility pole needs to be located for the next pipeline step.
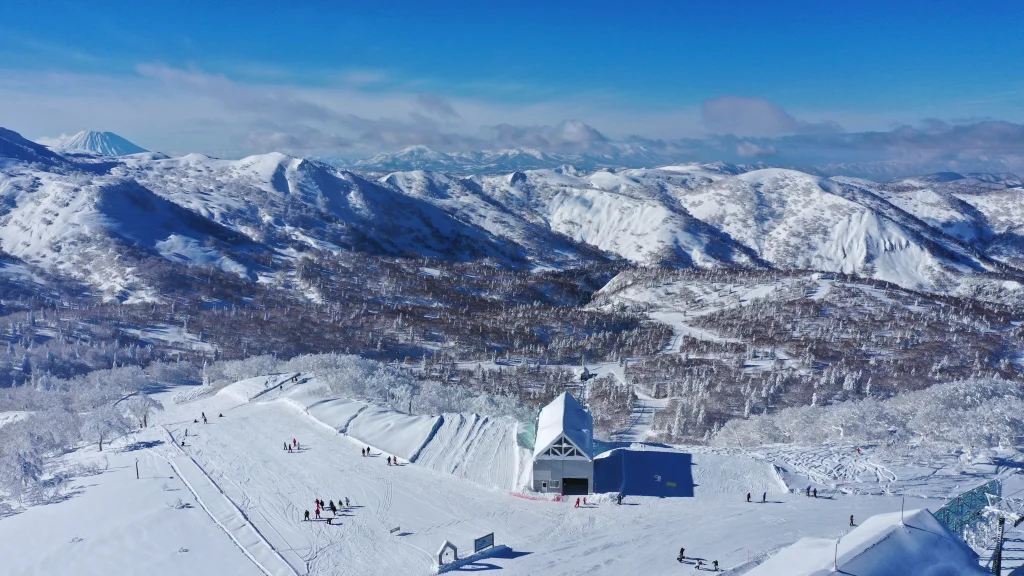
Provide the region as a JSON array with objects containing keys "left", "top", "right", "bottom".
[{"left": 993, "top": 516, "right": 1005, "bottom": 575}]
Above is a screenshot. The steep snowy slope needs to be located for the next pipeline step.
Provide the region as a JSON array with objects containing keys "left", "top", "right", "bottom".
[
  {"left": 0, "top": 168, "right": 261, "bottom": 300},
  {"left": 673, "top": 169, "right": 994, "bottom": 290},
  {"left": 56, "top": 131, "right": 148, "bottom": 156},
  {"left": 380, "top": 165, "right": 763, "bottom": 267},
  {"left": 848, "top": 174, "right": 1024, "bottom": 269},
  {"left": 0, "top": 127, "right": 78, "bottom": 169},
  {"left": 117, "top": 152, "right": 529, "bottom": 264}
]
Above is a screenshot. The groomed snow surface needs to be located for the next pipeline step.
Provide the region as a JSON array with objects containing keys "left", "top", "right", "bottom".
[{"left": 1, "top": 374, "right": 1014, "bottom": 576}]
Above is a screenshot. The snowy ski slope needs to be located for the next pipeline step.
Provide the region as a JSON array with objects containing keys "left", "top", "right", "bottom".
[{"left": 4, "top": 374, "right": 1021, "bottom": 575}]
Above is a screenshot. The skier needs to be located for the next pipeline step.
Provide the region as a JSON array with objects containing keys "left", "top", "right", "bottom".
[
  {"left": 293, "top": 439, "right": 297, "bottom": 448},
  {"left": 345, "top": 497, "right": 350, "bottom": 508},
  {"left": 850, "top": 514, "right": 855, "bottom": 526},
  {"left": 762, "top": 492, "right": 766, "bottom": 503},
  {"left": 185, "top": 429, "right": 188, "bottom": 437},
  {"left": 315, "top": 508, "right": 320, "bottom": 520},
  {"left": 304, "top": 510, "right": 310, "bottom": 521},
  {"left": 617, "top": 493, "right": 622, "bottom": 505},
  {"left": 297, "top": 441, "right": 301, "bottom": 451},
  {"left": 284, "top": 442, "right": 287, "bottom": 451},
  {"left": 387, "top": 456, "right": 392, "bottom": 466},
  {"left": 696, "top": 559, "right": 703, "bottom": 570},
  {"left": 813, "top": 488, "right": 817, "bottom": 498},
  {"left": 330, "top": 501, "right": 337, "bottom": 515},
  {"left": 806, "top": 486, "right": 811, "bottom": 497},
  {"left": 202, "top": 412, "right": 207, "bottom": 424},
  {"left": 181, "top": 440, "right": 186, "bottom": 447},
  {"left": 713, "top": 560, "right": 719, "bottom": 571},
  {"left": 583, "top": 496, "right": 587, "bottom": 505},
  {"left": 746, "top": 492, "right": 751, "bottom": 503},
  {"left": 361, "top": 448, "right": 365, "bottom": 456},
  {"left": 677, "top": 548, "right": 685, "bottom": 562},
  {"left": 574, "top": 497, "right": 580, "bottom": 508}
]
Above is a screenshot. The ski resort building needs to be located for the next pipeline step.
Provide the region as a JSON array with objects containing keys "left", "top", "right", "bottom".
[{"left": 532, "top": 392, "right": 594, "bottom": 495}]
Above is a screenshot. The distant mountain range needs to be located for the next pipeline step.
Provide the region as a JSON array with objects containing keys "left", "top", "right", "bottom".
[{"left": 2, "top": 126, "right": 1023, "bottom": 304}]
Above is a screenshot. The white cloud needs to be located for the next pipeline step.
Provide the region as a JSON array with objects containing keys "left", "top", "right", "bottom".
[
  {"left": 735, "top": 140, "right": 777, "bottom": 157},
  {"left": 702, "top": 95, "right": 843, "bottom": 137},
  {"left": 35, "top": 133, "right": 72, "bottom": 148}
]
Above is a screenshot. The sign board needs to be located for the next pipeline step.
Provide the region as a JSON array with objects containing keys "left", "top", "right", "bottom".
[
  {"left": 653, "top": 475, "right": 661, "bottom": 482},
  {"left": 474, "top": 532, "right": 495, "bottom": 553},
  {"left": 666, "top": 481, "right": 677, "bottom": 488}
]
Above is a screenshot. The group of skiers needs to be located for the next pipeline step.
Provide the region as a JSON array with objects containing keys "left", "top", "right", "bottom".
[
  {"left": 745, "top": 492, "right": 767, "bottom": 503},
  {"left": 359, "top": 446, "right": 399, "bottom": 465},
  {"left": 303, "top": 497, "right": 351, "bottom": 524},
  {"left": 180, "top": 412, "right": 224, "bottom": 446},
  {"left": 571, "top": 493, "right": 625, "bottom": 508},
  {"left": 805, "top": 486, "right": 818, "bottom": 498},
  {"left": 284, "top": 438, "right": 301, "bottom": 452},
  {"left": 677, "top": 548, "right": 718, "bottom": 571}
]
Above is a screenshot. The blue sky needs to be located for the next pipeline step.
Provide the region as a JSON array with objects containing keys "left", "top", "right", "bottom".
[{"left": 1, "top": 0, "right": 1022, "bottom": 162}]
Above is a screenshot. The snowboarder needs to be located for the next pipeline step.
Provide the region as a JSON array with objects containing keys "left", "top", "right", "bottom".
[
  {"left": 713, "top": 560, "right": 719, "bottom": 571},
  {"left": 762, "top": 492, "right": 766, "bottom": 503},
  {"left": 850, "top": 514, "right": 855, "bottom": 526},
  {"left": 746, "top": 492, "right": 751, "bottom": 503},
  {"left": 574, "top": 497, "right": 580, "bottom": 508},
  {"left": 194, "top": 418, "right": 199, "bottom": 423},
  {"left": 677, "top": 548, "right": 685, "bottom": 562},
  {"left": 181, "top": 440, "right": 186, "bottom": 447},
  {"left": 219, "top": 413, "right": 223, "bottom": 418},
  {"left": 304, "top": 510, "right": 310, "bottom": 521},
  {"left": 696, "top": 559, "right": 703, "bottom": 570},
  {"left": 813, "top": 488, "right": 817, "bottom": 498}
]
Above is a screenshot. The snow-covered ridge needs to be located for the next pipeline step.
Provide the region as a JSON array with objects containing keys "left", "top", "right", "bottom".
[{"left": 2, "top": 125, "right": 1024, "bottom": 300}]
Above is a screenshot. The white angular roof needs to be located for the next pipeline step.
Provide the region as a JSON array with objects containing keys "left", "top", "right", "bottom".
[
  {"left": 746, "top": 509, "right": 985, "bottom": 576},
  {"left": 533, "top": 392, "right": 593, "bottom": 459}
]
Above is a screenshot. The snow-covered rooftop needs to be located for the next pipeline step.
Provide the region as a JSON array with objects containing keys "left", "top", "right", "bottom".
[
  {"left": 533, "top": 391, "right": 594, "bottom": 460},
  {"left": 746, "top": 508, "right": 985, "bottom": 576}
]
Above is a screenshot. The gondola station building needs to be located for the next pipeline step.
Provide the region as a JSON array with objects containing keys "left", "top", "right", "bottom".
[{"left": 532, "top": 392, "right": 594, "bottom": 495}]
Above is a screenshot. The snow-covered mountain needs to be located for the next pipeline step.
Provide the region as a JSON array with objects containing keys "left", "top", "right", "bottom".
[
  {"left": 55, "top": 130, "right": 148, "bottom": 156},
  {"left": 2, "top": 126, "right": 1024, "bottom": 301},
  {"left": 344, "top": 144, "right": 679, "bottom": 173}
]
